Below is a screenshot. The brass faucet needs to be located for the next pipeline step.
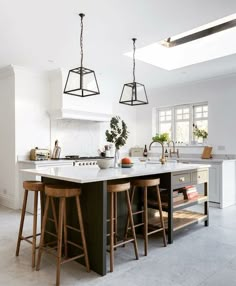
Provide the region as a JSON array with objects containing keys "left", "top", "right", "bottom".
[
  {"left": 168, "top": 140, "right": 179, "bottom": 158},
  {"left": 149, "top": 141, "right": 166, "bottom": 164}
]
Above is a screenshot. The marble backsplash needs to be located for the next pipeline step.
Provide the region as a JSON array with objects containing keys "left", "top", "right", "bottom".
[{"left": 50, "top": 119, "right": 109, "bottom": 157}]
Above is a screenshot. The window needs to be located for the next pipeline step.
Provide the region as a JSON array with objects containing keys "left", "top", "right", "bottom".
[{"left": 156, "top": 102, "right": 208, "bottom": 144}]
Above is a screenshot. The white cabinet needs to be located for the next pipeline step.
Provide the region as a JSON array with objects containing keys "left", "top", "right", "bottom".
[
  {"left": 178, "top": 159, "right": 236, "bottom": 208},
  {"left": 18, "top": 160, "right": 73, "bottom": 214}
]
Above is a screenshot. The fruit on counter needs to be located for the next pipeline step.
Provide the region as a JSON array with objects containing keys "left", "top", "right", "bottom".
[{"left": 121, "top": 157, "right": 132, "bottom": 164}]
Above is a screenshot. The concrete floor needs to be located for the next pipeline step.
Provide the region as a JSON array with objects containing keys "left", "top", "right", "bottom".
[{"left": 1, "top": 204, "right": 236, "bottom": 286}]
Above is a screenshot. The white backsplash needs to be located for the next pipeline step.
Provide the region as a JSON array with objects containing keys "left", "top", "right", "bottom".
[{"left": 50, "top": 119, "right": 109, "bottom": 157}]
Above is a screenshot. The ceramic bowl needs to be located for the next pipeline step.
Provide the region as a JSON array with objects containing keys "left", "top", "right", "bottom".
[{"left": 97, "top": 158, "right": 113, "bottom": 169}]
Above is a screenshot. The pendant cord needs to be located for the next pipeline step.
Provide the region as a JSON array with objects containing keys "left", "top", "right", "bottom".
[
  {"left": 79, "top": 13, "right": 84, "bottom": 68},
  {"left": 132, "top": 38, "right": 136, "bottom": 83}
]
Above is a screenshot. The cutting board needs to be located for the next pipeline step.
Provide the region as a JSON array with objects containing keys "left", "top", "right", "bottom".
[{"left": 201, "top": 146, "right": 213, "bottom": 159}]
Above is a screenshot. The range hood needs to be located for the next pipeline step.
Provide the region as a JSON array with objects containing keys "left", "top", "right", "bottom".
[{"left": 49, "top": 108, "right": 112, "bottom": 122}]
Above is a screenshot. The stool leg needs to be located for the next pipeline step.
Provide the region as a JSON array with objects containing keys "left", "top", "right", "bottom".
[
  {"left": 125, "top": 190, "right": 139, "bottom": 260},
  {"left": 156, "top": 186, "right": 167, "bottom": 247},
  {"left": 124, "top": 186, "right": 135, "bottom": 241},
  {"left": 76, "top": 195, "right": 90, "bottom": 272},
  {"left": 36, "top": 196, "right": 50, "bottom": 271},
  {"left": 32, "top": 191, "right": 39, "bottom": 268},
  {"left": 109, "top": 192, "right": 114, "bottom": 272},
  {"left": 114, "top": 192, "right": 117, "bottom": 248},
  {"left": 51, "top": 197, "right": 58, "bottom": 234},
  {"left": 143, "top": 186, "right": 148, "bottom": 256},
  {"left": 16, "top": 189, "right": 28, "bottom": 256},
  {"left": 56, "top": 197, "right": 65, "bottom": 286},
  {"left": 63, "top": 199, "right": 68, "bottom": 258}
]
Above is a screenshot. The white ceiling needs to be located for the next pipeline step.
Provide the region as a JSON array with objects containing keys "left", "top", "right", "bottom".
[{"left": 1, "top": 0, "right": 236, "bottom": 91}]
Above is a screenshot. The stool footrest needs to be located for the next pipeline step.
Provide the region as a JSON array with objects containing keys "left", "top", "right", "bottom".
[
  {"left": 67, "top": 240, "right": 84, "bottom": 250},
  {"left": 147, "top": 228, "right": 165, "bottom": 236},
  {"left": 61, "top": 254, "right": 85, "bottom": 265},
  {"left": 66, "top": 224, "right": 81, "bottom": 233},
  {"left": 113, "top": 238, "right": 135, "bottom": 248},
  {"left": 45, "top": 230, "right": 57, "bottom": 238}
]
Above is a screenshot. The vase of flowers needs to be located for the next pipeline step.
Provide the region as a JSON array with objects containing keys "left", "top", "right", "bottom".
[
  {"left": 193, "top": 124, "right": 208, "bottom": 144},
  {"left": 105, "top": 116, "right": 129, "bottom": 168}
]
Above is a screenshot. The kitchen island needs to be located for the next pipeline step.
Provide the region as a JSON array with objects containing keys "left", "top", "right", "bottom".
[{"left": 21, "top": 162, "right": 209, "bottom": 275}]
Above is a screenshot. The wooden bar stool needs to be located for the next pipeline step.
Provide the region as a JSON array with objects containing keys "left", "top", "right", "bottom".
[
  {"left": 36, "top": 185, "right": 90, "bottom": 286},
  {"left": 16, "top": 181, "right": 45, "bottom": 268},
  {"left": 126, "top": 178, "right": 167, "bottom": 256},
  {"left": 107, "top": 181, "right": 139, "bottom": 272}
]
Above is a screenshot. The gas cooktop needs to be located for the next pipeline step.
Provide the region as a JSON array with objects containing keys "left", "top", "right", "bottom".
[{"left": 51, "top": 156, "right": 104, "bottom": 160}]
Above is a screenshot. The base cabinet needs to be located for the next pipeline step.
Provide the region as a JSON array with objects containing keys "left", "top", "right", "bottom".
[{"left": 178, "top": 159, "right": 236, "bottom": 208}]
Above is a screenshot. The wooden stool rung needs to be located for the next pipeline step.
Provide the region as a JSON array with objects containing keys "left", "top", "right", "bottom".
[
  {"left": 66, "top": 224, "right": 81, "bottom": 233},
  {"left": 45, "top": 230, "right": 58, "bottom": 238},
  {"left": 147, "top": 228, "right": 164, "bottom": 236},
  {"left": 67, "top": 240, "right": 84, "bottom": 250},
  {"left": 61, "top": 254, "right": 85, "bottom": 265},
  {"left": 114, "top": 238, "right": 135, "bottom": 248}
]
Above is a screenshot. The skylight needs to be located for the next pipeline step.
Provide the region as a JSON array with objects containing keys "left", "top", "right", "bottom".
[{"left": 125, "top": 14, "right": 236, "bottom": 70}]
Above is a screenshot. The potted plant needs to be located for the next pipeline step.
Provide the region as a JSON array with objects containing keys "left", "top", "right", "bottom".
[
  {"left": 105, "top": 116, "right": 129, "bottom": 167},
  {"left": 193, "top": 124, "right": 208, "bottom": 143},
  {"left": 152, "top": 132, "right": 170, "bottom": 143}
]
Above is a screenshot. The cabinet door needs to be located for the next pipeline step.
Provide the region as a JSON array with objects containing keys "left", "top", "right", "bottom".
[{"left": 208, "top": 164, "right": 220, "bottom": 204}]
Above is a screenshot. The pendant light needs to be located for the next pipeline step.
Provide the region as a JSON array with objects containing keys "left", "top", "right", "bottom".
[
  {"left": 64, "top": 13, "right": 100, "bottom": 97},
  {"left": 119, "top": 38, "right": 148, "bottom": 106}
]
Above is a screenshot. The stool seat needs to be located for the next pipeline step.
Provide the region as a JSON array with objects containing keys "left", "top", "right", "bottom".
[
  {"left": 132, "top": 178, "right": 160, "bottom": 188},
  {"left": 45, "top": 185, "right": 81, "bottom": 198},
  {"left": 36, "top": 184, "right": 90, "bottom": 286},
  {"left": 16, "top": 181, "right": 45, "bottom": 268},
  {"left": 107, "top": 182, "right": 130, "bottom": 193},
  {"left": 23, "top": 181, "right": 45, "bottom": 192},
  {"left": 107, "top": 181, "right": 139, "bottom": 272}
]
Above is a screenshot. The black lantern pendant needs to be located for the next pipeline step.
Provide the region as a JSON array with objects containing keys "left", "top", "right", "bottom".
[
  {"left": 64, "top": 13, "right": 100, "bottom": 97},
  {"left": 119, "top": 38, "right": 148, "bottom": 106}
]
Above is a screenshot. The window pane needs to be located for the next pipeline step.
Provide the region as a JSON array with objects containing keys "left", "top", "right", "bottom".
[
  {"left": 166, "top": 110, "right": 171, "bottom": 116},
  {"left": 160, "top": 116, "right": 165, "bottom": 122},
  {"left": 176, "top": 121, "right": 189, "bottom": 143},
  {"left": 203, "top": 112, "right": 208, "bottom": 117},
  {"left": 195, "top": 120, "right": 208, "bottom": 131},
  {"left": 176, "top": 109, "right": 182, "bottom": 115},
  {"left": 203, "top": 106, "right": 208, "bottom": 112},
  {"left": 195, "top": 106, "right": 202, "bottom": 112},
  {"left": 160, "top": 123, "right": 172, "bottom": 138},
  {"left": 195, "top": 113, "right": 202, "bottom": 118},
  {"left": 183, "top": 108, "right": 189, "bottom": 114},
  {"left": 166, "top": 115, "right": 171, "bottom": 121},
  {"left": 177, "top": 114, "right": 182, "bottom": 120},
  {"left": 183, "top": 114, "right": 189, "bottom": 119},
  {"left": 160, "top": 111, "right": 165, "bottom": 116}
]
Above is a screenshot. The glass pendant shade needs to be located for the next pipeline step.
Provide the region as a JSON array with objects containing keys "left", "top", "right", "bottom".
[
  {"left": 120, "top": 38, "right": 148, "bottom": 106},
  {"left": 64, "top": 13, "right": 100, "bottom": 97},
  {"left": 64, "top": 67, "right": 99, "bottom": 97}
]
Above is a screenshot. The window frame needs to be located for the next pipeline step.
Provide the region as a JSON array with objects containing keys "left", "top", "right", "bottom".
[{"left": 156, "top": 102, "right": 208, "bottom": 144}]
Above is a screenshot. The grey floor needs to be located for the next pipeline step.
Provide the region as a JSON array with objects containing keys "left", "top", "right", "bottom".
[{"left": 1, "top": 204, "right": 236, "bottom": 286}]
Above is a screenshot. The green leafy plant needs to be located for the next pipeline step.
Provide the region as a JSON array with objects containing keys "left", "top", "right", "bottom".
[
  {"left": 152, "top": 132, "right": 170, "bottom": 143},
  {"left": 193, "top": 124, "right": 208, "bottom": 139},
  {"left": 105, "top": 116, "right": 129, "bottom": 149}
]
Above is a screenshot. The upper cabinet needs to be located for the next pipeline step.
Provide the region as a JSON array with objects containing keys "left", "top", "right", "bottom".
[{"left": 48, "top": 69, "right": 112, "bottom": 122}]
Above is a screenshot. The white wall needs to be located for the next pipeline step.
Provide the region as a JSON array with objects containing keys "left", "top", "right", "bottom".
[
  {"left": 0, "top": 67, "right": 16, "bottom": 208},
  {"left": 136, "top": 74, "right": 236, "bottom": 155}
]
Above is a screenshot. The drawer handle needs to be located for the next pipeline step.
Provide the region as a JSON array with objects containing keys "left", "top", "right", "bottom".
[{"left": 179, "top": 177, "right": 185, "bottom": 182}]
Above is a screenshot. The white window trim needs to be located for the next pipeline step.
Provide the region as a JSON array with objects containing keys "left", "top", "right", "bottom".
[{"left": 156, "top": 102, "right": 208, "bottom": 144}]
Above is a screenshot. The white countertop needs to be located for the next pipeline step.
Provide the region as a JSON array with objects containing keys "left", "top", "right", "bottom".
[
  {"left": 177, "top": 157, "right": 236, "bottom": 163},
  {"left": 21, "top": 162, "right": 210, "bottom": 184},
  {"left": 18, "top": 159, "right": 74, "bottom": 165}
]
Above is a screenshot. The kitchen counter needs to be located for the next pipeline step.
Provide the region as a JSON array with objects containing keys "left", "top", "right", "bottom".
[
  {"left": 177, "top": 157, "right": 236, "bottom": 163},
  {"left": 21, "top": 162, "right": 209, "bottom": 276},
  {"left": 21, "top": 162, "right": 210, "bottom": 184}
]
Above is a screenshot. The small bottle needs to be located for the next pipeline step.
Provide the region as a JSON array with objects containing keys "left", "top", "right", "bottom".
[
  {"left": 165, "top": 149, "right": 168, "bottom": 158},
  {"left": 143, "top": 145, "right": 148, "bottom": 157}
]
